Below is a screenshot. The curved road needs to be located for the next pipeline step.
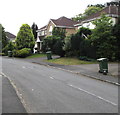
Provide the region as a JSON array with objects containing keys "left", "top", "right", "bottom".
[{"left": 2, "top": 57, "right": 118, "bottom": 113}]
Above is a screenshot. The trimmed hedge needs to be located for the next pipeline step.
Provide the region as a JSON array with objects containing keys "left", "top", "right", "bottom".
[{"left": 13, "top": 48, "right": 31, "bottom": 58}]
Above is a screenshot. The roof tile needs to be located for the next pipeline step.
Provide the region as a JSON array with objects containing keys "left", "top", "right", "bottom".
[{"left": 51, "top": 16, "right": 77, "bottom": 28}]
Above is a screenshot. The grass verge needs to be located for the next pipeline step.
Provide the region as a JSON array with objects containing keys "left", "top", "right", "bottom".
[
  {"left": 45, "top": 57, "right": 97, "bottom": 65},
  {"left": 26, "top": 53, "right": 46, "bottom": 59}
]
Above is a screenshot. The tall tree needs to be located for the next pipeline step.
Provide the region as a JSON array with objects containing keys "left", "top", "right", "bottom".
[
  {"left": 52, "top": 27, "right": 66, "bottom": 39},
  {"left": 31, "top": 22, "right": 38, "bottom": 40},
  {"left": 16, "top": 24, "right": 35, "bottom": 51},
  {"left": 0, "top": 24, "right": 8, "bottom": 50},
  {"left": 112, "top": 17, "right": 120, "bottom": 60},
  {"left": 84, "top": 6, "right": 103, "bottom": 16},
  {"left": 90, "top": 14, "right": 117, "bottom": 60},
  {"left": 72, "top": 4, "right": 104, "bottom": 21},
  {"left": 87, "top": 4, "right": 105, "bottom": 8}
]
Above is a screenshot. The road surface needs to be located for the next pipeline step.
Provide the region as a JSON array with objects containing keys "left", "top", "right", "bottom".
[{"left": 2, "top": 57, "right": 118, "bottom": 113}]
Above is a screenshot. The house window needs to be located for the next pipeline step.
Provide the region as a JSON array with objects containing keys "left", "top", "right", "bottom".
[
  {"left": 49, "top": 26, "right": 53, "bottom": 32},
  {"left": 38, "top": 32, "right": 41, "bottom": 36},
  {"left": 42, "top": 31, "right": 44, "bottom": 35},
  {"left": 44, "top": 30, "right": 47, "bottom": 35}
]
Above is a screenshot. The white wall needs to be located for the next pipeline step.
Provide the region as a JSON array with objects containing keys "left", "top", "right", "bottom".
[
  {"left": 82, "top": 22, "right": 95, "bottom": 29},
  {"left": 111, "top": 18, "right": 116, "bottom": 25}
]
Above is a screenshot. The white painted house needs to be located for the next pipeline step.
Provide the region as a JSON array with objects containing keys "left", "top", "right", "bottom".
[{"left": 74, "top": 1, "right": 120, "bottom": 29}]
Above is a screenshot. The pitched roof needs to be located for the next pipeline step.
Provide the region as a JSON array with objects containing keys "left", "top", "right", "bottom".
[
  {"left": 39, "top": 25, "right": 47, "bottom": 30},
  {"left": 75, "top": 5, "right": 120, "bottom": 26},
  {"left": 51, "top": 16, "right": 77, "bottom": 28},
  {"left": 5, "top": 32, "right": 16, "bottom": 38}
]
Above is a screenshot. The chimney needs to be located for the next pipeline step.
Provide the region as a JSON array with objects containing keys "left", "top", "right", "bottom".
[{"left": 107, "top": 1, "right": 120, "bottom": 15}]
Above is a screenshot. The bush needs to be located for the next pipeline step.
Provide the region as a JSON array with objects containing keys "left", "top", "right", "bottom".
[
  {"left": 42, "top": 36, "right": 59, "bottom": 52},
  {"left": 53, "top": 39, "right": 65, "bottom": 57},
  {"left": 63, "top": 36, "right": 71, "bottom": 52},
  {"left": 2, "top": 41, "right": 15, "bottom": 55},
  {"left": 13, "top": 48, "right": 31, "bottom": 58},
  {"left": 65, "top": 50, "right": 80, "bottom": 57},
  {"left": 0, "top": 53, "right": 6, "bottom": 56},
  {"left": 79, "top": 56, "right": 95, "bottom": 61}
]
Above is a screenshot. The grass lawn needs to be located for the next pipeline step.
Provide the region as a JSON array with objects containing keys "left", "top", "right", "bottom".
[
  {"left": 26, "top": 53, "right": 46, "bottom": 59},
  {"left": 45, "top": 57, "right": 97, "bottom": 65}
]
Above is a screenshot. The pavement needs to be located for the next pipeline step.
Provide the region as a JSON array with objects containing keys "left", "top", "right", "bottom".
[
  {"left": 2, "top": 75, "right": 27, "bottom": 114},
  {"left": 22, "top": 55, "right": 119, "bottom": 86}
]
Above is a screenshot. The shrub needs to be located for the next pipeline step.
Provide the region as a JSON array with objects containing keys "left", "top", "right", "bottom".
[
  {"left": 13, "top": 48, "right": 31, "bottom": 58},
  {"left": 42, "top": 36, "right": 59, "bottom": 52},
  {"left": 53, "top": 39, "right": 65, "bottom": 57},
  {"left": 0, "top": 53, "right": 6, "bottom": 56},
  {"left": 2, "top": 41, "right": 15, "bottom": 55},
  {"left": 16, "top": 24, "right": 35, "bottom": 52},
  {"left": 65, "top": 50, "right": 80, "bottom": 57},
  {"left": 63, "top": 36, "right": 71, "bottom": 52}
]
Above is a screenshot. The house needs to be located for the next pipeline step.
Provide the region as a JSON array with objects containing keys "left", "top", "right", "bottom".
[
  {"left": 34, "top": 16, "right": 77, "bottom": 53},
  {"left": 46, "top": 16, "right": 77, "bottom": 36},
  {"left": 34, "top": 26, "right": 47, "bottom": 53},
  {"left": 34, "top": 1, "right": 120, "bottom": 53},
  {"left": 5, "top": 32, "right": 16, "bottom": 43},
  {"left": 74, "top": 2, "right": 120, "bottom": 29}
]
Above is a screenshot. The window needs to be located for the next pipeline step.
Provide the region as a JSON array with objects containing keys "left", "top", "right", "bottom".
[{"left": 49, "top": 26, "right": 53, "bottom": 32}]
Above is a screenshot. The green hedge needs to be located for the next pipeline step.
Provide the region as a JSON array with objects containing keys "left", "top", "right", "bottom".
[{"left": 13, "top": 48, "right": 31, "bottom": 58}]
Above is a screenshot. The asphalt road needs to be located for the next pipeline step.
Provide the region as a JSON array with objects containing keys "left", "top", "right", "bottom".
[
  {"left": 2, "top": 76, "right": 27, "bottom": 113},
  {"left": 2, "top": 57, "right": 118, "bottom": 113}
]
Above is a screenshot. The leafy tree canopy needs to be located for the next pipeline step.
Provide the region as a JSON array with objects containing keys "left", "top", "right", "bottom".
[
  {"left": 72, "top": 4, "right": 104, "bottom": 22},
  {"left": 16, "top": 24, "right": 35, "bottom": 51},
  {"left": 87, "top": 4, "right": 105, "bottom": 8},
  {"left": 52, "top": 27, "right": 66, "bottom": 39},
  {"left": 84, "top": 6, "right": 102, "bottom": 16},
  {"left": 0, "top": 24, "right": 8, "bottom": 49},
  {"left": 90, "top": 14, "right": 117, "bottom": 60}
]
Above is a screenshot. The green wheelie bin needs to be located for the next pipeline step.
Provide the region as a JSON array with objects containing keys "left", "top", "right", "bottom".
[
  {"left": 97, "top": 58, "right": 108, "bottom": 75},
  {"left": 46, "top": 51, "right": 52, "bottom": 60},
  {"left": 8, "top": 51, "right": 12, "bottom": 57}
]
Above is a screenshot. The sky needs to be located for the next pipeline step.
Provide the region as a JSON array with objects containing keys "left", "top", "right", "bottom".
[{"left": 0, "top": 0, "right": 111, "bottom": 35}]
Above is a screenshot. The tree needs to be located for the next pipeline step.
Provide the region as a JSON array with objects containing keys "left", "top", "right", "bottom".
[
  {"left": 52, "top": 27, "right": 66, "bottom": 39},
  {"left": 2, "top": 41, "right": 15, "bottom": 55},
  {"left": 84, "top": 6, "right": 102, "bottom": 16},
  {"left": 90, "top": 14, "right": 117, "bottom": 60},
  {"left": 53, "top": 39, "right": 65, "bottom": 57},
  {"left": 0, "top": 24, "right": 8, "bottom": 50},
  {"left": 31, "top": 22, "right": 38, "bottom": 40},
  {"left": 72, "top": 14, "right": 86, "bottom": 21},
  {"left": 16, "top": 24, "right": 35, "bottom": 52},
  {"left": 112, "top": 17, "right": 120, "bottom": 60},
  {"left": 42, "top": 36, "right": 59, "bottom": 52},
  {"left": 63, "top": 36, "right": 71, "bottom": 52},
  {"left": 87, "top": 4, "right": 105, "bottom": 8},
  {"left": 72, "top": 4, "right": 104, "bottom": 21}
]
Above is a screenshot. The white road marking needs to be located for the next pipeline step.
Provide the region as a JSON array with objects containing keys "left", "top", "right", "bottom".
[
  {"left": 22, "top": 66, "right": 26, "bottom": 69},
  {"left": 68, "top": 84, "right": 117, "bottom": 106},
  {"left": 50, "top": 77, "right": 54, "bottom": 79},
  {"left": 1, "top": 72, "right": 31, "bottom": 112}
]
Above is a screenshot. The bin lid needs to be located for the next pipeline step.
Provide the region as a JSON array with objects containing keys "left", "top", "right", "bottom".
[
  {"left": 8, "top": 51, "right": 12, "bottom": 52},
  {"left": 46, "top": 51, "right": 51, "bottom": 53},
  {"left": 97, "top": 58, "right": 107, "bottom": 61}
]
